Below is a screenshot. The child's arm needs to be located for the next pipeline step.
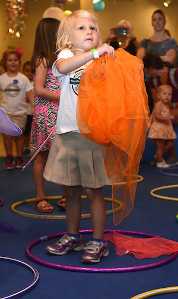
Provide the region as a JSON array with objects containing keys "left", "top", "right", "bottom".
[
  {"left": 26, "top": 89, "right": 34, "bottom": 104},
  {"left": 56, "top": 43, "right": 114, "bottom": 74},
  {"left": 34, "top": 62, "right": 60, "bottom": 101}
]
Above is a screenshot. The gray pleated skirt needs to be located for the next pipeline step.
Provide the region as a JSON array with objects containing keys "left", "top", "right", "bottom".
[{"left": 44, "top": 132, "right": 109, "bottom": 188}]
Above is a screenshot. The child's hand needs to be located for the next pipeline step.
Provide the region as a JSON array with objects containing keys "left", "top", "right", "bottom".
[
  {"left": 97, "top": 43, "right": 115, "bottom": 57},
  {"left": 52, "top": 91, "right": 60, "bottom": 101}
]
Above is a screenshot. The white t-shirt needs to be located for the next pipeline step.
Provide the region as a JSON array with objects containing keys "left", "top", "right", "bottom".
[
  {"left": 52, "top": 49, "right": 86, "bottom": 134},
  {"left": 0, "top": 72, "right": 33, "bottom": 115}
]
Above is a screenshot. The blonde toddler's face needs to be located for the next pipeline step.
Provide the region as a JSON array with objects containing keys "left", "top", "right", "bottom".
[
  {"left": 70, "top": 17, "right": 100, "bottom": 52},
  {"left": 158, "top": 86, "right": 172, "bottom": 104}
]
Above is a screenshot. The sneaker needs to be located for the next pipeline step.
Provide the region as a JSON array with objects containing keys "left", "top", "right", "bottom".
[
  {"left": 82, "top": 240, "right": 109, "bottom": 264},
  {"left": 46, "top": 234, "right": 83, "bottom": 255},
  {"left": 4, "top": 156, "right": 15, "bottom": 170},
  {"left": 15, "top": 157, "right": 24, "bottom": 169},
  {"left": 156, "top": 160, "right": 170, "bottom": 168}
]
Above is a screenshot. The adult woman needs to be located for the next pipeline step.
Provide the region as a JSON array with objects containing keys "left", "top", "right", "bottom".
[{"left": 137, "top": 9, "right": 177, "bottom": 65}]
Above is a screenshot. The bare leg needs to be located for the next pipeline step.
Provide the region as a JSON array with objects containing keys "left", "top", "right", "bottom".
[
  {"left": 165, "top": 140, "right": 177, "bottom": 163},
  {"left": 85, "top": 187, "right": 106, "bottom": 239},
  {"left": 2, "top": 135, "right": 13, "bottom": 156},
  {"left": 46, "top": 186, "right": 82, "bottom": 255},
  {"left": 14, "top": 135, "right": 25, "bottom": 157},
  {"left": 154, "top": 139, "right": 165, "bottom": 162},
  {"left": 33, "top": 151, "right": 48, "bottom": 200},
  {"left": 64, "top": 186, "right": 82, "bottom": 234}
]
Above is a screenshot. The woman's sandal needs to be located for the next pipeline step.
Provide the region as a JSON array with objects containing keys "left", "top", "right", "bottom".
[
  {"left": 36, "top": 200, "right": 54, "bottom": 213},
  {"left": 57, "top": 197, "right": 66, "bottom": 211}
]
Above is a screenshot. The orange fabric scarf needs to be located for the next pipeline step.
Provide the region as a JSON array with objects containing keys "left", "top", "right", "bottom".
[{"left": 78, "top": 49, "right": 150, "bottom": 224}]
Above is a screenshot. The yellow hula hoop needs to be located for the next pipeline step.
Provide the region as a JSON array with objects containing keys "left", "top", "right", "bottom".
[
  {"left": 112, "top": 175, "right": 144, "bottom": 186},
  {"left": 10, "top": 195, "right": 119, "bottom": 220},
  {"left": 10, "top": 175, "right": 143, "bottom": 220},
  {"left": 131, "top": 286, "right": 178, "bottom": 298},
  {"left": 150, "top": 184, "right": 178, "bottom": 201}
]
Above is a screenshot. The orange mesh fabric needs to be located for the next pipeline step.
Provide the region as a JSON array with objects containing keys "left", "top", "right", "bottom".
[{"left": 77, "top": 49, "right": 149, "bottom": 224}]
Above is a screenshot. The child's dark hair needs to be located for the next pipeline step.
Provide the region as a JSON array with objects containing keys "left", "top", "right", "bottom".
[
  {"left": 1, "top": 50, "right": 21, "bottom": 71},
  {"left": 31, "top": 18, "right": 60, "bottom": 73}
]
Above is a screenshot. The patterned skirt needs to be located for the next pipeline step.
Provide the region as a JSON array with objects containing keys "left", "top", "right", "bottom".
[
  {"left": 31, "top": 98, "right": 58, "bottom": 152},
  {"left": 148, "top": 121, "right": 176, "bottom": 140}
]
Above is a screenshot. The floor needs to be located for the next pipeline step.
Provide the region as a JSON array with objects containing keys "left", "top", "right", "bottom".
[{"left": 0, "top": 155, "right": 178, "bottom": 298}]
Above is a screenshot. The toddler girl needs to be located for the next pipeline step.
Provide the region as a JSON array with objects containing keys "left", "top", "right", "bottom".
[
  {"left": 44, "top": 10, "right": 114, "bottom": 263},
  {"left": 148, "top": 84, "right": 176, "bottom": 167}
]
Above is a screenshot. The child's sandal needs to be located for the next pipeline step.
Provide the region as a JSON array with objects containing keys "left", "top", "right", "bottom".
[{"left": 36, "top": 200, "right": 54, "bottom": 213}]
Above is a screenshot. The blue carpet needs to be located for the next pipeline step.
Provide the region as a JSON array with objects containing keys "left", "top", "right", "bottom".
[{"left": 0, "top": 161, "right": 178, "bottom": 299}]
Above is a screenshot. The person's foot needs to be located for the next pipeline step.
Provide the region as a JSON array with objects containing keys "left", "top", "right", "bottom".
[
  {"left": 47, "top": 234, "right": 84, "bottom": 255},
  {"left": 156, "top": 160, "right": 170, "bottom": 168},
  {"left": 36, "top": 200, "right": 54, "bottom": 213},
  {"left": 4, "top": 156, "right": 15, "bottom": 170},
  {"left": 82, "top": 240, "right": 109, "bottom": 264}
]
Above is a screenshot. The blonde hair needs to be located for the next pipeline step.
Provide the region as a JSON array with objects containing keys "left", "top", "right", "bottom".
[
  {"left": 117, "top": 19, "right": 132, "bottom": 31},
  {"left": 157, "top": 84, "right": 172, "bottom": 94},
  {"left": 56, "top": 10, "right": 100, "bottom": 52},
  {"left": 156, "top": 84, "right": 172, "bottom": 101}
]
